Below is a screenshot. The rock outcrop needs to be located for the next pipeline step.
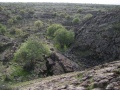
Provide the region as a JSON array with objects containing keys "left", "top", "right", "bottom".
[
  {"left": 67, "top": 10, "right": 120, "bottom": 68},
  {"left": 38, "top": 52, "right": 80, "bottom": 77},
  {"left": 16, "top": 60, "right": 120, "bottom": 90}
]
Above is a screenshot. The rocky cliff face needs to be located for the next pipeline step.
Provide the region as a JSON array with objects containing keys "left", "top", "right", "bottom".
[{"left": 67, "top": 10, "right": 120, "bottom": 68}]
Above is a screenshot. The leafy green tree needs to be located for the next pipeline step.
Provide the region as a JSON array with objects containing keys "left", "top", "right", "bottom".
[
  {"left": 14, "top": 36, "right": 50, "bottom": 71},
  {"left": 0, "top": 24, "right": 6, "bottom": 35},
  {"left": 54, "top": 28, "right": 74, "bottom": 49},
  {"left": 72, "top": 17, "right": 80, "bottom": 25},
  {"left": 34, "top": 20, "right": 43, "bottom": 30},
  {"left": 47, "top": 24, "right": 64, "bottom": 38}
]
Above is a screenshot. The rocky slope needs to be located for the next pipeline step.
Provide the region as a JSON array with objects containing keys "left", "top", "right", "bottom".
[
  {"left": 67, "top": 10, "right": 120, "bottom": 68},
  {"left": 13, "top": 60, "right": 120, "bottom": 90}
]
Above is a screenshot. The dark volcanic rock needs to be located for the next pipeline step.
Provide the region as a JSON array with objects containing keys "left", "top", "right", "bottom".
[
  {"left": 47, "top": 52, "right": 80, "bottom": 75},
  {"left": 68, "top": 10, "right": 120, "bottom": 68}
]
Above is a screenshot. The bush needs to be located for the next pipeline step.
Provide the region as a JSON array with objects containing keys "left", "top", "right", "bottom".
[
  {"left": 14, "top": 36, "right": 50, "bottom": 71},
  {"left": 9, "top": 27, "right": 24, "bottom": 36},
  {"left": 54, "top": 28, "right": 74, "bottom": 50},
  {"left": 34, "top": 20, "right": 43, "bottom": 30},
  {"left": 72, "top": 17, "right": 80, "bottom": 25},
  {"left": 15, "top": 28, "right": 24, "bottom": 36},
  {"left": 15, "top": 15, "right": 22, "bottom": 20},
  {"left": 7, "top": 19, "right": 13, "bottom": 25},
  {"left": 19, "top": 9, "right": 26, "bottom": 17},
  {"left": 77, "top": 8, "right": 82, "bottom": 13},
  {"left": 7, "top": 16, "right": 18, "bottom": 25},
  {"left": 83, "top": 13, "right": 93, "bottom": 20},
  {"left": 47, "top": 24, "right": 64, "bottom": 38},
  {"left": 0, "top": 6, "right": 3, "bottom": 11},
  {"left": 0, "top": 24, "right": 6, "bottom": 35},
  {"left": 65, "top": 15, "right": 71, "bottom": 20}
]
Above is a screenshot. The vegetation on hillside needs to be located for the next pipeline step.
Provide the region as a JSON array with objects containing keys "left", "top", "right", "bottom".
[
  {"left": 0, "top": 24, "right": 6, "bottom": 35},
  {"left": 14, "top": 36, "right": 50, "bottom": 71},
  {"left": 0, "top": 3, "right": 120, "bottom": 88}
]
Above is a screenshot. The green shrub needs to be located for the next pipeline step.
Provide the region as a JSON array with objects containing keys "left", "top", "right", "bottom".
[
  {"left": 15, "top": 28, "right": 24, "bottom": 36},
  {"left": 77, "top": 8, "right": 82, "bottom": 13},
  {"left": 15, "top": 15, "right": 22, "bottom": 20},
  {"left": 0, "top": 6, "right": 3, "bottom": 11},
  {"left": 34, "top": 20, "right": 43, "bottom": 30},
  {"left": 0, "top": 24, "right": 6, "bottom": 35},
  {"left": 72, "top": 17, "right": 80, "bottom": 25},
  {"left": 7, "top": 16, "right": 18, "bottom": 25},
  {"left": 65, "top": 15, "right": 71, "bottom": 20},
  {"left": 11, "top": 65, "right": 29, "bottom": 77},
  {"left": 83, "top": 13, "right": 93, "bottom": 20},
  {"left": 54, "top": 28, "right": 74, "bottom": 50},
  {"left": 8, "top": 19, "right": 14, "bottom": 25},
  {"left": 59, "top": 13, "right": 66, "bottom": 18},
  {"left": 14, "top": 36, "right": 50, "bottom": 67},
  {"left": 9, "top": 27, "right": 24, "bottom": 36},
  {"left": 19, "top": 9, "right": 26, "bottom": 17},
  {"left": 47, "top": 24, "right": 64, "bottom": 38}
]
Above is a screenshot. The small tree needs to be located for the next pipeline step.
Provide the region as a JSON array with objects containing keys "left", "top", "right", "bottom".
[
  {"left": 14, "top": 36, "right": 50, "bottom": 71},
  {"left": 83, "top": 13, "right": 93, "bottom": 20},
  {"left": 54, "top": 28, "right": 74, "bottom": 49},
  {"left": 19, "top": 9, "right": 26, "bottom": 18},
  {"left": 72, "top": 17, "right": 80, "bottom": 25},
  {"left": 0, "top": 24, "right": 6, "bottom": 35},
  {"left": 34, "top": 20, "right": 43, "bottom": 30},
  {"left": 47, "top": 24, "right": 64, "bottom": 38},
  {"left": 77, "top": 8, "right": 82, "bottom": 13}
]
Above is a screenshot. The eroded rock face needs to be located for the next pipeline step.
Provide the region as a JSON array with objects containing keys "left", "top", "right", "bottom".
[
  {"left": 68, "top": 10, "right": 120, "bottom": 67},
  {"left": 32, "top": 52, "right": 80, "bottom": 79},
  {"left": 51, "top": 53, "right": 80, "bottom": 73},
  {"left": 39, "top": 52, "right": 80, "bottom": 76}
]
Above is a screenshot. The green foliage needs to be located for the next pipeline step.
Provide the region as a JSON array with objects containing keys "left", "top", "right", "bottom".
[
  {"left": 34, "top": 20, "right": 43, "bottom": 30},
  {"left": 8, "top": 19, "right": 14, "bottom": 25},
  {"left": 72, "top": 17, "right": 80, "bottom": 25},
  {"left": 59, "top": 13, "right": 66, "bottom": 18},
  {"left": 8, "top": 16, "right": 19, "bottom": 25},
  {"left": 19, "top": 9, "right": 26, "bottom": 17},
  {"left": 14, "top": 36, "right": 50, "bottom": 64},
  {"left": 9, "top": 27, "right": 24, "bottom": 37},
  {"left": 77, "top": 8, "right": 82, "bottom": 13},
  {"left": 0, "top": 6, "right": 3, "bottom": 11},
  {"left": 14, "top": 28, "right": 24, "bottom": 36},
  {"left": 15, "top": 15, "right": 22, "bottom": 20},
  {"left": 83, "top": 13, "right": 93, "bottom": 20},
  {"left": 54, "top": 28, "right": 74, "bottom": 50},
  {"left": 0, "top": 24, "right": 6, "bottom": 35},
  {"left": 11, "top": 65, "right": 29, "bottom": 77},
  {"left": 65, "top": 15, "right": 71, "bottom": 20},
  {"left": 47, "top": 24, "right": 64, "bottom": 38}
]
